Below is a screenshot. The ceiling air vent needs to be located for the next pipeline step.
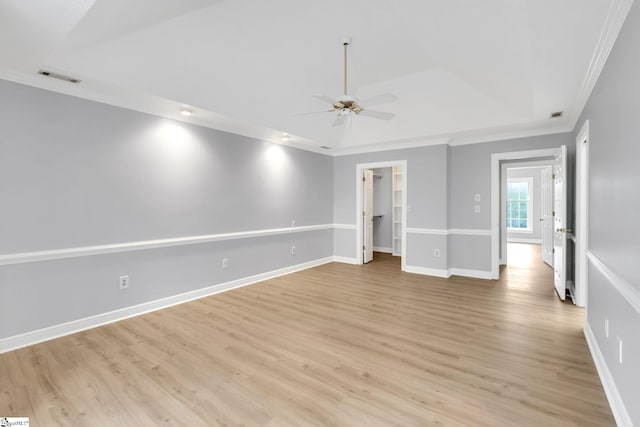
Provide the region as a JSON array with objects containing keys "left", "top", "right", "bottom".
[
  {"left": 37, "top": 70, "right": 81, "bottom": 84},
  {"left": 550, "top": 111, "right": 563, "bottom": 119}
]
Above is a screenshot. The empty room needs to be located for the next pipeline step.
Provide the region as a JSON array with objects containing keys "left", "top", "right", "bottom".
[{"left": 1, "top": 1, "right": 638, "bottom": 426}]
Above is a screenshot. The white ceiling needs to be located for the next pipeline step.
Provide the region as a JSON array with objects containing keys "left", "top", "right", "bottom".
[{"left": 0, "top": 0, "right": 631, "bottom": 154}]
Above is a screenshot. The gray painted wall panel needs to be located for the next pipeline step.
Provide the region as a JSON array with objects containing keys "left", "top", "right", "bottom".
[
  {"left": 0, "top": 80, "right": 333, "bottom": 254},
  {"left": 587, "top": 264, "right": 640, "bottom": 423},
  {"left": 405, "top": 233, "right": 447, "bottom": 270},
  {"left": 574, "top": 2, "right": 640, "bottom": 423},
  {"left": 333, "top": 228, "right": 356, "bottom": 259},
  {"left": 449, "top": 235, "right": 491, "bottom": 271}
]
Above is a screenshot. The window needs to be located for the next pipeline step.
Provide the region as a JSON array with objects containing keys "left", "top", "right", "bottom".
[{"left": 506, "top": 177, "right": 533, "bottom": 232}]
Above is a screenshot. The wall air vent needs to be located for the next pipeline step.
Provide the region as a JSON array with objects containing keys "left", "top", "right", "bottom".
[
  {"left": 37, "top": 70, "right": 81, "bottom": 84},
  {"left": 550, "top": 111, "right": 563, "bottom": 119},
  {"left": 320, "top": 146, "right": 332, "bottom": 150}
]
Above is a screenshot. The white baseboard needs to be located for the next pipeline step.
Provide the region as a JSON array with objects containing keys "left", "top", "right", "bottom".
[
  {"left": 404, "top": 265, "right": 494, "bottom": 280},
  {"left": 333, "top": 256, "right": 360, "bottom": 265},
  {"left": 584, "top": 322, "right": 632, "bottom": 427},
  {"left": 507, "top": 238, "right": 542, "bottom": 244},
  {"left": 404, "top": 265, "right": 450, "bottom": 278},
  {"left": 0, "top": 257, "right": 334, "bottom": 354},
  {"left": 449, "top": 268, "right": 494, "bottom": 280},
  {"left": 373, "top": 246, "right": 393, "bottom": 254}
]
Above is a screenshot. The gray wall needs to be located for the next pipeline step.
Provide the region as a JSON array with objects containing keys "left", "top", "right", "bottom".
[
  {"left": 0, "top": 80, "right": 334, "bottom": 339},
  {"left": 372, "top": 168, "right": 392, "bottom": 251},
  {"left": 506, "top": 166, "right": 545, "bottom": 242},
  {"left": 574, "top": 2, "right": 640, "bottom": 423}
]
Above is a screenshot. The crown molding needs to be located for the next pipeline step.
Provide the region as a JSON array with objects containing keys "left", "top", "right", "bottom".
[{"left": 569, "top": 0, "right": 634, "bottom": 128}]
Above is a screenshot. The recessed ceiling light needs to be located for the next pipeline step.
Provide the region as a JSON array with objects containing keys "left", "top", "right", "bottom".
[
  {"left": 281, "top": 133, "right": 290, "bottom": 142},
  {"left": 179, "top": 108, "right": 193, "bottom": 116},
  {"left": 550, "top": 111, "right": 563, "bottom": 119}
]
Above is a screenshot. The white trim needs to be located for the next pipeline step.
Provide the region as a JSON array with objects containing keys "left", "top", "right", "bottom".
[
  {"left": 449, "top": 229, "right": 491, "bottom": 236},
  {"left": 332, "top": 256, "right": 360, "bottom": 265},
  {"left": 404, "top": 265, "right": 493, "bottom": 280},
  {"left": 373, "top": 246, "right": 393, "bottom": 254},
  {"left": 569, "top": 0, "right": 634, "bottom": 129},
  {"left": 406, "top": 228, "right": 449, "bottom": 235},
  {"left": 507, "top": 238, "right": 542, "bottom": 244},
  {"left": 584, "top": 322, "right": 633, "bottom": 427},
  {"left": 449, "top": 268, "right": 494, "bottom": 280},
  {"left": 332, "top": 138, "right": 449, "bottom": 156},
  {"left": 491, "top": 147, "right": 564, "bottom": 281},
  {"left": 405, "top": 228, "right": 491, "bottom": 236},
  {"left": 356, "top": 160, "right": 407, "bottom": 271},
  {"left": 0, "top": 256, "right": 334, "bottom": 354},
  {"left": 587, "top": 250, "right": 640, "bottom": 314},
  {"left": 404, "top": 265, "right": 450, "bottom": 278},
  {"left": 333, "top": 223, "right": 357, "bottom": 230},
  {"left": 0, "top": 224, "right": 336, "bottom": 266},
  {"left": 576, "top": 120, "right": 590, "bottom": 308}
]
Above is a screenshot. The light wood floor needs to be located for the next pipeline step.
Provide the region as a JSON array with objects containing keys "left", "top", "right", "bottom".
[{"left": 0, "top": 244, "right": 613, "bottom": 426}]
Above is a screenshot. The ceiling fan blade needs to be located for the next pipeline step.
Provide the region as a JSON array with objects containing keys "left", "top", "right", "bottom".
[
  {"left": 359, "top": 109, "right": 395, "bottom": 120},
  {"left": 313, "top": 95, "right": 340, "bottom": 106},
  {"left": 358, "top": 93, "right": 398, "bottom": 108},
  {"left": 292, "top": 109, "right": 335, "bottom": 116},
  {"left": 332, "top": 113, "right": 347, "bottom": 127}
]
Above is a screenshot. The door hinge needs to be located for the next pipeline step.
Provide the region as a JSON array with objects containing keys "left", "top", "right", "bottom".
[
  {"left": 552, "top": 248, "right": 555, "bottom": 253},
  {"left": 552, "top": 174, "right": 556, "bottom": 179},
  {"left": 363, "top": 176, "right": 366, "bottom": 182},
  {"left": 363, "top": 245, "right": 366, "bottom": 250},
  {"left": 552, "top": 211, "right": 555, "bottom": 216},
  {"left": 362, "top": 211, "right": 366, "bottom": 216}
]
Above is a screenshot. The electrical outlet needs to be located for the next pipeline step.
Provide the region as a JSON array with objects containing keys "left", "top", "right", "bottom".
[
  {"left": 222, "top": 258, "right": 228, "bottom": 269},
  {"left": 119, "top": 275, "right": 130, "bottom": 290},
  {"left": 474, "top": 194, "right": 481, "bottom": 202},
  {"left": 291, "top": 220, "right": 296, "bottom": 227},
  {"left": 291, "top": 246, "right": 296, "bottom": 255},
  {"left": 617, "top": 337, "right": 623, "bottom": 364},
  {"left": 474, "top": 205, "right": 481, "bottom": 213},
  {"left": 433, "top": 249, "right": 440, "bottom": 257},
  {"left": 605, "top": 318, "right": 609, "bottom": 338}
]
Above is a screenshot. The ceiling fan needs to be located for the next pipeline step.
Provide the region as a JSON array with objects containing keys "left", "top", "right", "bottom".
[{"left": 304, "top": 36, "right": 397, "bottom": 126}]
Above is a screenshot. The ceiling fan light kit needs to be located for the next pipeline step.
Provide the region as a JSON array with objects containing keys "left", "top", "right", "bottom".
[{"left": 304, "top": 36, "right": 397, "bottom": 126}]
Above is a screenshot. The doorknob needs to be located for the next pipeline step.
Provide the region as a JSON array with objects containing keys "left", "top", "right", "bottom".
[
  {"left": 555, "top": 227, "right": 572, "bottom": 233},
  {"left": 539, "top": 218, "right": 544, "bottom": 222}
]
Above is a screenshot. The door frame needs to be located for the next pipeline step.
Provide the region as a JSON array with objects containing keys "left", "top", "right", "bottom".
[
  {"left": 491, "top": 147, "right": 563, "bottom": 279},
  {"left": 356, "top": 160, "right": 407, "bottom": 270},
  {"left": 575, "top": 120, "right": 589, "bottom": 308}
]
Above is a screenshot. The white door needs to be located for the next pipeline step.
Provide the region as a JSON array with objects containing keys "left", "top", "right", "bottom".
[
  {"left": 553, "top": 146, "right": 567, "bottom": 300},
  {"left": 363, "top": 169, "right": 374, "bottom": 263},
  {"left": 541, "top": 166, "right": 553, "bottom": 266}
]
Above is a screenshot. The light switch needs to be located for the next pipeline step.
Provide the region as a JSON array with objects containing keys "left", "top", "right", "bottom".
[
  {"left": 474, "top": 205, "right": 481, "bottom": 213},
  {"left": 474, "top": 194, "right": 481, "bottom": 202}
]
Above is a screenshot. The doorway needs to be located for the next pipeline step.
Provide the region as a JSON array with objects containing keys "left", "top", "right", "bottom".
[
  {"left": 491, "top": 147, "right": 570, "bottom": 302},
  {"left": 356, "top": 160, "right": 407, "bottom": 269},
  {"left": 503, "top": 162, "right": 554, "bottom": 269}
]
